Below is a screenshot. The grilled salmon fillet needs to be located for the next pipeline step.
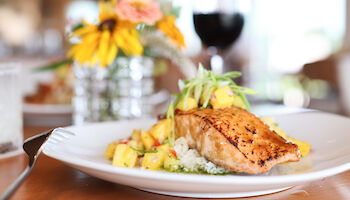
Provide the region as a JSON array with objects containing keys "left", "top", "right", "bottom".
[{"left": 174, "top": 107, "right": 301, "bottom": 174}]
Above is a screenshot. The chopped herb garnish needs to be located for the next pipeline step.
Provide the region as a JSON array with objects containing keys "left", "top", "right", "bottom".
[
  {"left": 166, "top": 102, "right": 175, "bottom": 146},
  {"left": 129, "top": 146, "right": 158, "bottom": 154},
  {"left": 163, "top": 139, "right": 169, "bottom": 144},
  {"left": 170, "top": 64, "right": 256, "bottom": 110},
  {"left": 123, "top": 163, "right": 129, "bottom": 167}
]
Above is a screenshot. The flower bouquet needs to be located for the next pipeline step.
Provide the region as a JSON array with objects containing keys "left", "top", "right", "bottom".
[{"left": 63, "top": 0, "right": 195, "bottom": 124}]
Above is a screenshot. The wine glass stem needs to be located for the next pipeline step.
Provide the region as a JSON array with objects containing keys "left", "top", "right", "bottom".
[{"left": 207, "top": 46, "right": 224, "bottom": 74}]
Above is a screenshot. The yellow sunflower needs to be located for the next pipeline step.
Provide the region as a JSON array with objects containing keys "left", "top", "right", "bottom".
[
  {"left": 68, "top": 1, "right": 143, "bottom": 67},
  {"left": 157, "top": 15, "right": 185, "bottom": 48}
]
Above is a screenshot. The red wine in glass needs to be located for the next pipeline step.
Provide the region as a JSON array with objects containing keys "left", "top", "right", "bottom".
[{"left": 193, "top": 12, "right": 244, "bottom": 49}]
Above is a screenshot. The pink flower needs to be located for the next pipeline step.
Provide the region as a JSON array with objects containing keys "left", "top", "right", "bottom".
[{"left": 115, "top": 0, "right": 162, "bottom": 25}]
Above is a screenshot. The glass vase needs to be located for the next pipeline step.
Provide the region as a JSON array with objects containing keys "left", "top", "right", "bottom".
[{"left": 73, "top": 56, "right": 155, "bottom": 125}]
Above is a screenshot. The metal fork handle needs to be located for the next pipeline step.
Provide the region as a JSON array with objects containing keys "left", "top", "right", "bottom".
[
  {"left": 0, "top": 166, "right": 33, "bottom": 200},
  {"left": 0, "top": 130, "right": 52, "bottom": 200},
  {"left": 0, "top": 128, "right": 73, "bottom": 200}
]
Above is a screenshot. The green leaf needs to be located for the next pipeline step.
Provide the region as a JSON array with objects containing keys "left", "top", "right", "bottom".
[
  {"left": 34, "top": 58, "right": 73, "bottom": 72},
  {"left": 129, "top": 146, "right": 158, "bottom": 154},
  {"left": 72, "top": 23, "right": 84, "bottom": 32},
  {"left": 142, "top": 46, "right": 159, "bottom": 57}
]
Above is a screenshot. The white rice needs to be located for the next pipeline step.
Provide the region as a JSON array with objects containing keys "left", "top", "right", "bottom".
[{"left": 173, "top": 137, "right": 231, "bottom": 174}]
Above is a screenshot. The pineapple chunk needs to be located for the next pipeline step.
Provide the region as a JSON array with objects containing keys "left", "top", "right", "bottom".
[
  {"left": 232, "top": 95, "right": 247, "bottom": 109},
  {"left": 164, "top": 151, "right": 180, "bottom": 172},
  {"left": 210, "top": 86, "right": 235, "bottom": 109},
  {"left": 260, "top": 117, "right": 287, "bottom": 138},
  {"left": 261, "top": 117, "right": 311, "bottom": 157},
  {"left": 127, "top": 139, "right": 144, "bottom": 150},
  {"left": 142, "top": 143, "right": 170, "bottom": 170},
  {"left": 104, "top": 142, "right": 117, "bottom": 160},
  {"left": 141, "top": 130, "right": 155, "bottom": 150},
  {"left": 176, "top": 97, "right": 198, "bottom": 111},
  {"left": 131, "top": 129, "right": 141, "bottom": 141},
  {"left": 149, "top": 119, "right": 171, "bottom": 142},
  {"left": 142, "top": 152, "right": 166, "bottom": 170},
  {"left": 112, "top": 144, "right": 138, "bottom": 168},
  {"left": 287, "top": 137, "right": 311, "bottom": 157},
  {"left": 157, "top": 143, "right": 170, "bottom": 152}
]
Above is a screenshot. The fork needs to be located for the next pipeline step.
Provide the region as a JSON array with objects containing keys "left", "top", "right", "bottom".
[{"left": 0, "top": 128, "right": 74, "bottom": 200}]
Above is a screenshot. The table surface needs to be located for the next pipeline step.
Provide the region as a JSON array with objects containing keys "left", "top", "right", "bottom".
[{"left": 1, "top": 126, "right": 350, "bottom": 200}]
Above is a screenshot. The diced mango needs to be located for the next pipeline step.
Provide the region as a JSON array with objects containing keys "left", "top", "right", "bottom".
[
  {"left": 210, "top": 86, "right": 235, "bottom": 109},
  {"left": 176, "top": 97, "right": 198, "bottom": 111},
  {"left": 112, "top": 144, "right": 138, "bottom": 168},
  {"left": 287, "top": 137, "right": 311, "bottom": 157},
  {"left": 141, "top": 130, "right": 155, "bottom": 150},
  {"left": 149, "top": 119, "right": 170, "bottom": 142},
  {"left": 104, "top": 142, "right": 117, "bottom": 160}
]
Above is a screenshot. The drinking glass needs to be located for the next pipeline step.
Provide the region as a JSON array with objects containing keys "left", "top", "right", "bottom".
[
  {"left": 0, "top": 63, "right": 22, "bottom": 156},
  {"left": 193, "top": 0, "right": 244, "bottom": 73}
]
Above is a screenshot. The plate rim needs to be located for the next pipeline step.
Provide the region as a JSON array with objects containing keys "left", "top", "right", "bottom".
[
  {"left": 43, "top": 146, "right": 350, "bottom": 185},
  {"left": 43, "top": 111, "right": 350, "bottom": 185}
]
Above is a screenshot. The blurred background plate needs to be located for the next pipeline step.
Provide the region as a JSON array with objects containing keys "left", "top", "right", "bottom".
[
  {"left": 23, "top": 103, "right": 73, "bottom": 127},
  {"left": 23, "top": 103, "right": 72, "bottom": 115}
]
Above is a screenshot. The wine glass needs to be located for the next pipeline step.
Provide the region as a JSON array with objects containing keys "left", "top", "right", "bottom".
[{"left": 193, "top": 0, "right": 244, "bottom": 74}]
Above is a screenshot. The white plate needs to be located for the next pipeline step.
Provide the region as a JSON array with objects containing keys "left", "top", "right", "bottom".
[{"left": 43, "top": 111, "right": 350, "bottom": 198}]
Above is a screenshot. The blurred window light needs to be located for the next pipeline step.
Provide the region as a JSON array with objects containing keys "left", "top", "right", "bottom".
[
  {"left": 247, "top": 0, "right": 345, "bottom": 102},
  {"left": 250, "top": 0, "right": 345, "bottom": 74},
  {"left": 0, "top": 7, "right": 36, "bottom": 47},
  {"left": 283, "top": 88, "right": 310, "bottom": 108}
]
